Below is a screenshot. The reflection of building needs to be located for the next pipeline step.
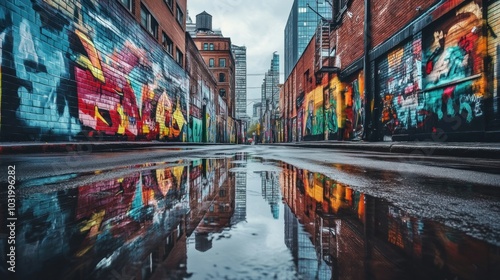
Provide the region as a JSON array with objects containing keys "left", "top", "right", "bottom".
[
  {"left": 280, "top": 163, "right": 500, "bottom": 280},
  {"left": 195, "top": 158, "right": 235, "bottom": 236},
  {"left": 231, "top": 153, "right": 247, "bottom": 225},
  {"left": 260, "top": 171, "right": 281, "bottom": 219}
]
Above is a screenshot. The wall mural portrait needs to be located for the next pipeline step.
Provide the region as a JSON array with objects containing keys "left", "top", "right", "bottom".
[
  {"left": 420, "top": 1, "right": 486, "bottom": 132},
  {"left": 303, "top": 87, "right": 324, "bottom": 139},
  {"left": 0, "top": 0, "right": 188, "bottom": 142}
]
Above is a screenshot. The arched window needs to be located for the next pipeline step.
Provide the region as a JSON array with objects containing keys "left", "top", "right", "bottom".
[{"left": 219, "top": 73, "right": 226, "bottom": 82}]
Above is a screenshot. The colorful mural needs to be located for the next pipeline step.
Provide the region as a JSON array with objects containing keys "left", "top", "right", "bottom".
[
  {"left": 326, "top": 73, "right": 365, "bottom": 140},
  {"left": 378, "top": 40, "right": 421, "bottom": 137},
  {"left": 303, "top": 87, "right": 324, "bottom": 139},
  {"left": 420, "top": 1, "right": 486, "bottom": 133},
  {"left": 200, "top": 82, "right": 216, "bottom": 143},
  {"left": 488, "top": 1, "right": 500, "bottom": 118},
  {"left": 189, "top": 116, "right": 203, "bottom": 142},
  {"left": 0, "top": 0, "right": 188, "bottom": 142}
]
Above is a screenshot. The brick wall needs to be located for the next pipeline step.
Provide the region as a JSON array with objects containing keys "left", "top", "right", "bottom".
[
  {"left": 334, "top": 0, "right": 365, "bottom": 69},
  {"left": 186, "top": 34, "right": 217, "bottom": 143},
  {"left": 0, "top": 0, "right": 189, "bottom": 142},
  {"left": 371, "top": 0, "right": 437, "bottom": 48}
]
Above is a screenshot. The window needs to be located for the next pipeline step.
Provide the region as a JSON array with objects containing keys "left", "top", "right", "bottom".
[
  {"left": 162, "top": 32, "right": 173, "bottom": 55},
  {"left": 219, "top": 189, "right": 226, "bottom": 197},
  {"left": 203, "top": 43, "right": 208, "bottom": 50},
  {"left": 176, "top": 4, "right": 184, "bottom": 25},
  {"left": 219, "top": 58, "right": 226, "bottom": 67},
  {"left": 164, "top": 0, "right": 173, "bottom": 9},
  {"left": 209, "top": 58, "right": 214, "bottom": 67},
  {"left": 219, "top": 73, "right": 225, "bottom": 82},
  {"left": 209, "top": 43, "right": 214, "bottom": 50},
  {"left": 219, "top": 88, "right": 226, "bottom": 97},
  {"left": 120, "top": 0, "right": 133, "bottom": 12},
  {"left": 176, "top": 48, "right": 183, "bottom": 67},
  {"left": 140, "top": 4, "right": 158, "bottom": 39}
]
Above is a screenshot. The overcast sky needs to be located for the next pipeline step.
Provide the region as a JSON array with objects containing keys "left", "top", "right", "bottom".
[{"left": 187, "top": 0, "right": 291, "bottom": 116}]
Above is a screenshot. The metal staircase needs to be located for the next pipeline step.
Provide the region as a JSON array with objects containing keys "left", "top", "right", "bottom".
[{"left": 314, "top": 19, "right": 338, "bottom": 83}]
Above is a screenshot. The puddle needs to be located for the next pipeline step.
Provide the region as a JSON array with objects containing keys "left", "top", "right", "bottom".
[{"left": 2, "top": 153, "right": 499, "bottom": 280}]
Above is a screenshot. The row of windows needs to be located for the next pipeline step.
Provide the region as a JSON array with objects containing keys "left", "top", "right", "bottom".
[
  {"left": 120, "top": 1, "right": 185, "bottom": 67},
  {"left": 208, "top": 58, "right": 226, "bottom": 68},
  {"left": 203, "top": 42, "right": 229, "bottom": 51}
]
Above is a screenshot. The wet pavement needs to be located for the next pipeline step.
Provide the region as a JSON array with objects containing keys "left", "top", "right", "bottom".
[{"left": 1, "top": 148, "right": 500, "bottom": 280}]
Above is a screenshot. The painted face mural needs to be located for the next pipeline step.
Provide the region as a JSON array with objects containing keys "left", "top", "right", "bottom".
[
  {"left": 0, "top": 0, "right": 80, "bottom": 140},
  {"left": 420, "top": 2, "right": 485, "bottom": 131},
  {"left": 0, "top": 0, "right": 188, "bottom": 141}
]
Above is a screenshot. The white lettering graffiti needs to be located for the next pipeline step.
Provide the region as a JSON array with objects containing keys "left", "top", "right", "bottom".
[{"left": 459, "top": 94, "right": 482, "bottom": 117}]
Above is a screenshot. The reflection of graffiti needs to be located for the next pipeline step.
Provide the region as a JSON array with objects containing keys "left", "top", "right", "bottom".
[{"left": 0, "top": 0, "right": 188, "bottom": 141}]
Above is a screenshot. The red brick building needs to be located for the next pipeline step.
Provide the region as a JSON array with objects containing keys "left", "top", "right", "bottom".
[
  {"left": 281, "top": 0, "right": 499, "bottom": 142},
  {"left": 119, "top": 0, "right": 187, "bottom": 68},
  {"left": 190, "top": 12, "right": 236, "bottom": 121}
]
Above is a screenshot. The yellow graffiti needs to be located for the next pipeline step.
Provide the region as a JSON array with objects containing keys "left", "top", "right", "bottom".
[
  {"left": 156, "top": 92, "right": 172, "bottom": 139},
  {"left": 117, "top": 103, "right": 126, "bottom": 135},
  {"left": 156, "top": 168, "right": 174, "bottom": 196},
  {"left": 77, "top": 209, "right": 105, "bottom": 257},
  {"left": 172, "top": 97, "right": 185, "bottom": 138},
  {"left": 388, "top": 47, "right": 404, "bottom": 70},
  {"left": 74, "top": 29, "right": 105, "bottom": 83},
  {"left": 94, "top": 105, "right": 109, "bottom": 126}
]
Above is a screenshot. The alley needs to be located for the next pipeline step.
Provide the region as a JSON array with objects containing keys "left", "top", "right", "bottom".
[{"left": 1, "top": 145, "right": 499, "bottom": 279}]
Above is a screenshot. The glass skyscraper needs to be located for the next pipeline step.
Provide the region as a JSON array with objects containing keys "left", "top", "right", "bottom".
[
  {"left": 232, "top": 45, "right": 247, "bottom": 120},
  {"left": 284, "top": 0, "right": 332, "bottom": 79}
]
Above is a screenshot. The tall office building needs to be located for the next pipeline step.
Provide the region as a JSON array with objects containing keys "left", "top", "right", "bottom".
[
  {"left": 261, "top": 52, "right": 280, "bottom": 110},
  {"left": 232, "top": 45, "right": 247, "bottom": 120},
  {"left": 284, "top": 0, "right": 332, "bottom": 78}
]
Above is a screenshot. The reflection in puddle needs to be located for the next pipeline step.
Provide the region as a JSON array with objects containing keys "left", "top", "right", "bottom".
[{"left": 4, "top": 154, "right": 500, "bottom": 279}]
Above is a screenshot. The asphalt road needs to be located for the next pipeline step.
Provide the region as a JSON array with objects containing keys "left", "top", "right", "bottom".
[{"left": 2, "top": 145, "right": 500, "bottom": 244}]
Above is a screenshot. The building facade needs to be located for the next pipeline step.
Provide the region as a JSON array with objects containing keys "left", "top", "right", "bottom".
[
  {"left": 0, "top": 0, "right": 189, "bottom": 142},
  {"left": 260, "top": 52, "right": 281, "bottom": 143},
  {"left": 284, "top": 0, "right": 333, "bottom": 79},
  {"left": 233, "top": 45, "right": 247, "bottom": 120},
  {"left": 281, "top": 0, "right": 500, "bottom": 143},
  {"left": 186, "top": 33, "right": 218, "bottom": 143}
]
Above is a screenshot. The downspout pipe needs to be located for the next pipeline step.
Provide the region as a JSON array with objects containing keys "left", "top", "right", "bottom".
[{"left": 363, "top": 0, "right": 372, "bottom": 141}]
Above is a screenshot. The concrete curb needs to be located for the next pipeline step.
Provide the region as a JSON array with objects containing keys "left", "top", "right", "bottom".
[
  {"left": 263, "top": 142, "right": 500, "bottom": 159},
  {"left": 2, "top": 141, "right": 500, "bottom": 159},
  {"left": 0, "top": 142, "right": 227, "bottom": 155}
]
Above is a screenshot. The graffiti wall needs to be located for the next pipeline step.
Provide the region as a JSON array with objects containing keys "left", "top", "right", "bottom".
[
  {"left": 303, "top": 87, "right": 324, "bottom": 139},
  {"left": 377, "top": 40, "right": 421, "bottom": 137},
  {"left": 420, "top": 1, "right": 486, "bottom": 133},
  {"left": 0, "top": 0, "right": 188, "bottom": 142},
  {"left": 327, "top": 73, "right": 365, "bottom": 140},
  {"left": 488, "top": 0, "right": 500, "bottom": 117},
  {"left": 375, "top": 1, "right": 486, "bottom": 138}
]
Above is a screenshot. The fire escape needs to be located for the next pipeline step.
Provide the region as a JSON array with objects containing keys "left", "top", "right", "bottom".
[{"left": 314, "top": 19, "right": 338, "bottom": 84}]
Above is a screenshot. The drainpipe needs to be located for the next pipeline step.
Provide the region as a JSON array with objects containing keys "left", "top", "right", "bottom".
[{"left": 363, "top": 0, "right": 372, "bottom": 141}]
